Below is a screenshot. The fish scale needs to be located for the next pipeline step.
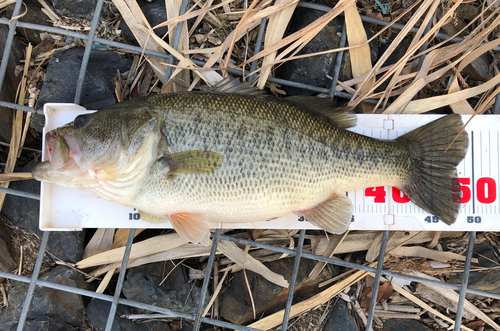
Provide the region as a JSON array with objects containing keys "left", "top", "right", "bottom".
[
  {"left": 33, "top": 91, "right": 468, "bottom": 244},
  {"left": 135, "top": 93, "right": 409, "bottom": 222}
]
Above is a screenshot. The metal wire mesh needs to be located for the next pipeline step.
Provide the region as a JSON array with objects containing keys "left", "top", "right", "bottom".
[{"left": 0, "top": 0, "right": 496, "bottom": 330}]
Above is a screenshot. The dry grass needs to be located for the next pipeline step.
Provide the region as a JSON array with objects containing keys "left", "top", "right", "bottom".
[
  {"left": 2, "top": 0, "right": 500, "bottom": 330},
  {"left": 269, "top": 299, "right": 334, "bottom": 331},
  {"left": 1, "top": 215, "right": 54, "bottom": 291}
]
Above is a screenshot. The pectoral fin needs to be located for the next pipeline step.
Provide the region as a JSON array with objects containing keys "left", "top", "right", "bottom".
[
  {"left": 161, "top": 150, "right": 223, "bottom": 177},
  {"left": 294, "top": 194, "right": 353, "bottom": 234},
  {"left": 169, "top": 212, "right": 211, "bottom": 246}
]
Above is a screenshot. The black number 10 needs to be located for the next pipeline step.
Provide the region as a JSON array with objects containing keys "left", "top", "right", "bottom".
[{"left": 129, "top": 212, "right": 140, "bottom": 220}]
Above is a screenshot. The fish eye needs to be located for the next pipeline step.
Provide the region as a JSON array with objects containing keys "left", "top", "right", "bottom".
[{"left": 74, "top": 115, "right": 86, "bottom": 128}]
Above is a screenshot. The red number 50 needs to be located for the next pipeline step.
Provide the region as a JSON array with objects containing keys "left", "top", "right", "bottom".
[{"left": 459, "top": 177, "right": 497, "bottom": 204}]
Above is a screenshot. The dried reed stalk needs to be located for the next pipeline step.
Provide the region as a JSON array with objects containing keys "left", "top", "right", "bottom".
[
  {"left": 256, "top": 0, "right": 298, "bottom": 89},
  {"left": 0, "top": 43, "right": 32, "bottom": 211}
]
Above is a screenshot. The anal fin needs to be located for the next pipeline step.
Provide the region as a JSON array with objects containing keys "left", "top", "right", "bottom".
[
  {"left": 139, "top": 211, "right": 211, "bottom": 246},
  {"left": 294, "top": 194, "right": 353, "bottom": 234}
]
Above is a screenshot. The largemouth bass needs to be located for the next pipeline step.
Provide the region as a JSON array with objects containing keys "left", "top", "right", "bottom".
[{"left": 33, "top": 91, "right": 468, "bottom": 244}]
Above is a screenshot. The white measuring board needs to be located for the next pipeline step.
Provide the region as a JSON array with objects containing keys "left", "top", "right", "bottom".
[{"left": 38, "top": 103, "right": 499, "bottom": 232}]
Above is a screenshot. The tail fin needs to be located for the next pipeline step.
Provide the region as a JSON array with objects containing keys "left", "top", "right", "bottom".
[{"left": 396, "top": 114, "right": 468, "bottom": 225}]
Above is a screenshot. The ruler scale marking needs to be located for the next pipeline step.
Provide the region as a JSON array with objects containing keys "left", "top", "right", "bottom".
[
  {"left": 472, "top": 131, "right": 475, "bottom": 215},
  {"left": 480, "top": 131, "right": 483, "bottom": 177},
  {"left": 489, "top": 131, "right": 491, "bottom": 177}
]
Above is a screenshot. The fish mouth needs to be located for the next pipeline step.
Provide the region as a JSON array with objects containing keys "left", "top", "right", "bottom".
[
  {"left": 33, "top": 129, "right": 88, "bottom": 183},
  {"left": 45, "top": 129, "right": 83, "bottom": 170},
  {"left": 34, "top": 128, "right": 93, "bottom": 183},
  {"left": 33, "top": 128, "right": 122, "bottom": 185},
  {"left": 32, "top": 158, "right": 82, "bottom": 182}
]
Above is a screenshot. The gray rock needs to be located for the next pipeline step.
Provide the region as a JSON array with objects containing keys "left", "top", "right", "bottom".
[
  {"left": 1, "top": 161, "right": 41, "bottom": 234},
  {"left": 171, "top": 320, "right": 212, "bottom": 331},
  {"left": 5, "top": 0, "right": 52, "bottom": 44},
  {"left": 0, "top": 266, "right": 85, "bottom": 330},
  {"left": 456, "top": 4, "right": 480, "bottom": 22},
  {"left": 122, "top": 261, "right": 209, "bottom": 315},
  {"left": 220, "top": 257, "right": 337, "bottom": 324},
  {"left": 322, "top": 300, "right": 359, "bottom": 331},
  {"left": 52, "top": 0, "right": 116, "bottom": 20},
  {"left": 466, "top": 270, "right": 500, "bottom": 295},
  {"left": 276, "top": 7, "right": 343, "bottom": 96},
  {"left": 375, "top": 37, "right": 412, "bottom": 94},
  {"left": 463, "top": 53, "right": 494, "bottom": 82},
  {"left": 120, "top": 0, "right": 169, "bottom": 42},
  {"left": 33, "top": 49, "right": 132, "bottom": 133},
  {"left": 342, "top": 27, "right": 378, "bottom": 81},
  {"left": 18, "top": 317, "right": 79, "bottom": 331},
  {"left": 276, "top": 7, "right": 378, "bottom": 96},
  {"left": 382, "top": 319, "right": 432, "bottom": 331},
  {"left": 86, "top": 299, "right": 172, "bottom": 331},
  {"left": 1, "top": 160, "right": 85, "bottom": 263},
  {"left": 437, "top": 6, "right": 493, "bottom": 82},
  {"left": 0, "top": 219, "right": 17, "bottom": 279},
  {"left": 46, "top": 230, "right": 85, "bottom": 263},
  {"left": 462, "top": 240, "right": 497, "bottom": 268},
  {"left": 415, "top": 283, "right": 475, "bottom": 320},
  {"left": 448, "top": 240, "right": 500, "bottom": 296},
  {"left": 0, "top": 25, "right": 23, "bottom": 142},
  {"left": 380, "top": 36, "right": 412, "bottom": 68},
  {"left": 437, "top": 6, "right": 469, "bottom": 38}
]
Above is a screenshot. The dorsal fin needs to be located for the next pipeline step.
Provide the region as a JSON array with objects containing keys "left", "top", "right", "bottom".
[
  {"left": 285, "top": 96, "right": 356, "bottom": 129},
  {"left": 206, "top": 79, "right": 356, "bottom": 128},
  {"left": 205, "top": 78, "right": 267, "bottom": 96}
]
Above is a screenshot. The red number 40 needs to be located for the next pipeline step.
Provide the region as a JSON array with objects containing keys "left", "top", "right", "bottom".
[
  {"left": 364, "top": 187, "right": 409, "bottom": 203},
  {"left": 364, "top": 186, "right": 386, "bottom": 203}
]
